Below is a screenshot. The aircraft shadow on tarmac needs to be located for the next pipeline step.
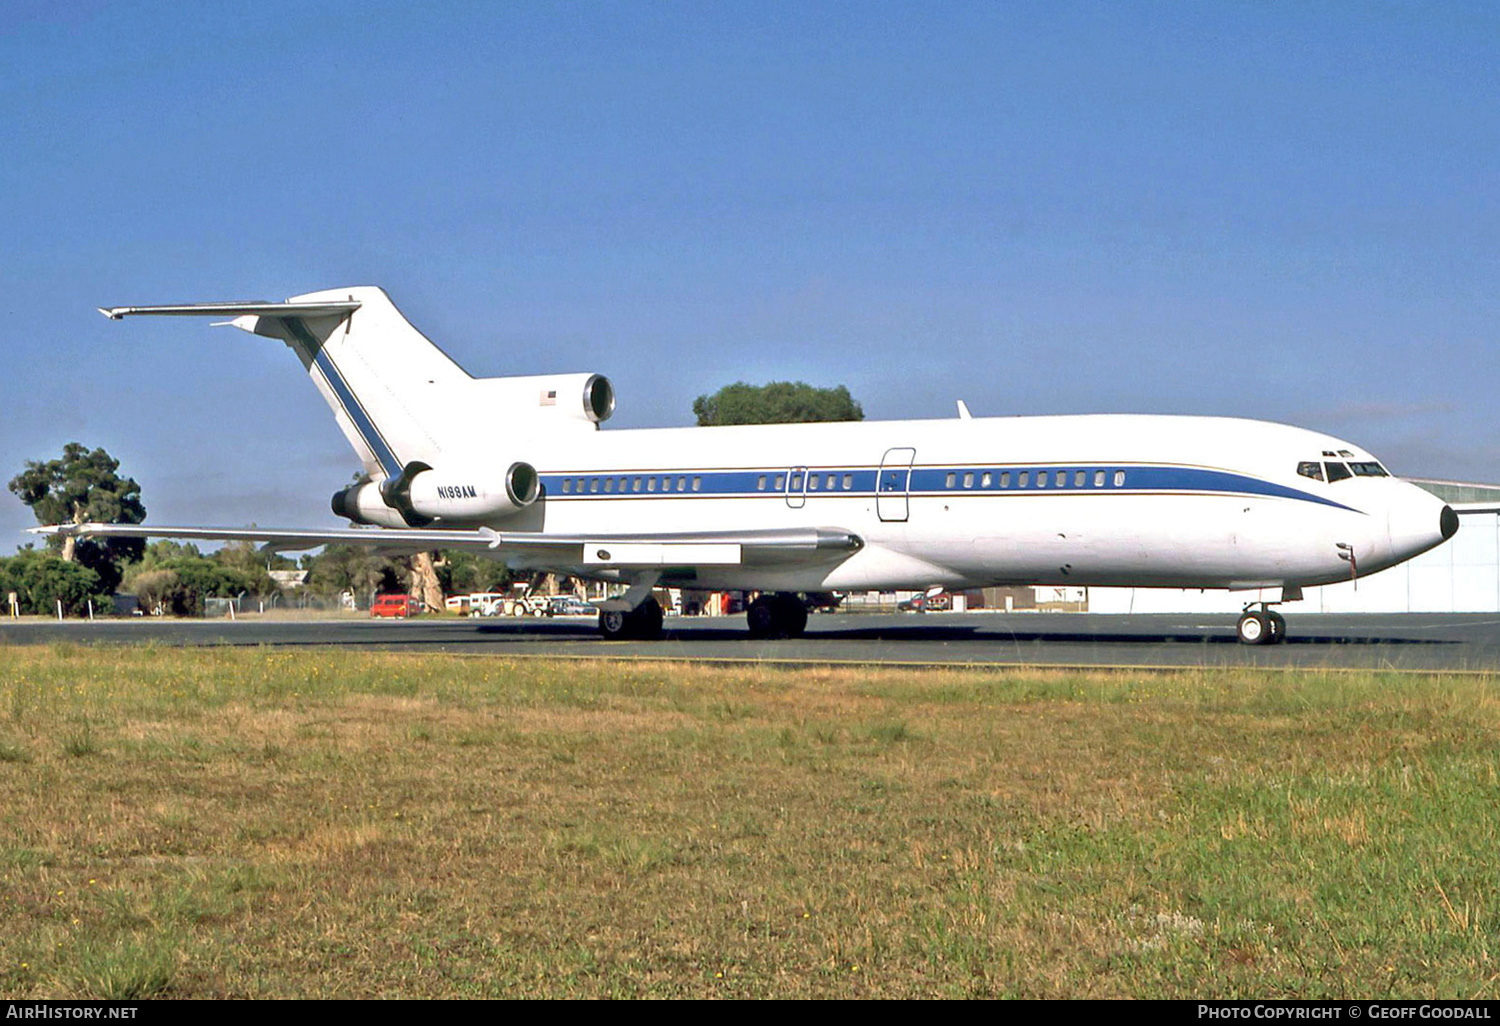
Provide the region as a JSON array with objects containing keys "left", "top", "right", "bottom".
[{"left": 469, "top": 619, "right": 1454, "bottom": 646}]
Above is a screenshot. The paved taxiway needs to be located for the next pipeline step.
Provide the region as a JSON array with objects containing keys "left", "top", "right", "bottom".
[{"left": 6, "top": 612, "right": 1500, "bottom": 671}]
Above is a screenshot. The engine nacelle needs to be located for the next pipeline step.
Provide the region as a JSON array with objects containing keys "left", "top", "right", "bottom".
[
  {"left": 332, "top": 460, "right": 539, "bottom": 527},
  {"left": 467, "top": 373, "right": 615, "bottom": 427}
]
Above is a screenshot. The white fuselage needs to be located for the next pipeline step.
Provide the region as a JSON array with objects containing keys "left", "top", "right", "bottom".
[
  {"left": 449, "top": 412, "right": 1453, "bottom": 595},
  {"left": 89, "top": 287, "right": 1459, "bottom": 613}
]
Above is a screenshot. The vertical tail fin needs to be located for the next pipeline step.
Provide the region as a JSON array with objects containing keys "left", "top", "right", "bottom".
[
  {"left": 101, "top": 286, "right": 614, "bottom": 490},
  {"left": 232, "top": 286, "right": 470, "bottom": 479},
  {"left": 101, "top": 287, "right": 473, "bottom": 478}
]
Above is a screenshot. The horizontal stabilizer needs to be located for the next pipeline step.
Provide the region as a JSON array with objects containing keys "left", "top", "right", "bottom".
[{"left": 98, "top": 301, "right": 361, "bottom": 321}]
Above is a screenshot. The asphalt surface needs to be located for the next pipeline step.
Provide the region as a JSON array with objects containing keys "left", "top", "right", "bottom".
[{"left": 6, "top": 611, "right": 1500, "bottom": 671}]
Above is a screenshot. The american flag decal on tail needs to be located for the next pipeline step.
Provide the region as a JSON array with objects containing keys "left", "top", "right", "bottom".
[{"left": 539, "top": 390, "right": 556, "bottom": 407}]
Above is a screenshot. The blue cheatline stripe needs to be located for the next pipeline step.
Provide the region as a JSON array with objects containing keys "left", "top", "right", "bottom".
[
  {"left": 535, "top": 464, "right": 1362, "bottom": 513},
  {"left": 282, "top": 318, "right": 403, "bottom": 478}
]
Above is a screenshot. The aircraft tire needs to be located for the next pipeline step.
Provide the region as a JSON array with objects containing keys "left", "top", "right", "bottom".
[
  {"left": 599, "top": 608, "right": 631, "bottom": 640},
  {"left": 1236, "top": 611, "right": 1270, "bottom": 645},
  {"left": 597, "top": 597, "right": 665, "bottom": 640},
  {"left": 1267, "top": 611, "right": 1286, "bottom": 645},
  {"left": 773, "top": 593, "right": 808, "bottom": 639},
  {"left": 632, "top": 597, "right": 665, "bottom": 640},
  {"left": 746, "top": 596, "right": 778, "bottom": 639}
]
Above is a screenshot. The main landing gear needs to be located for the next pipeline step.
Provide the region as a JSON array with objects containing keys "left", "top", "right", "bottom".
[
  {"left": 1236, "top": 603, "right": 1287, "bottom": 646},
  {"left": 746, "top": 593, "right": 809, "bottom": 639},
  {"left": 598, "top": 596, "right": 664, "bottom": 640}
]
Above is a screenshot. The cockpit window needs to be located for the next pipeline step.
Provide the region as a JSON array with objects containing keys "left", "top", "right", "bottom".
[
  {"left": 1325, "top": 462, "right": 1353, "bottom": 483},
  {"left": 1297, "top": 461, "right": 1324, "bottom": 481},
  {"left": 1349, "top": 461, "right": 1388, "bottom": 477}
]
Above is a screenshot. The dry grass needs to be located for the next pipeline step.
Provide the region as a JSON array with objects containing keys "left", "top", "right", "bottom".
[{"left": 1, "top": 645, "right": 1497, "bottom": 998}]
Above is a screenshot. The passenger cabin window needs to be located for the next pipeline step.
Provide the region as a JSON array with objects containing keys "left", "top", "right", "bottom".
[
  {"left": 945, "top": 472, "right": 956, "bottom": 488},
  {"left": 1018, "top": 472, "right": 1029, "bottom": 488},
  {"left": 809, "top": 474, "right": 820, "bottom": 491},
  {"left": 1036, "top": 472, "right": 1048, "bottom": 489},
  {"left": 963, "top": 472, "right": 974, "bottom": 488},
  {"left": 1325, "top": 462, "right": 1353, "bottom": 483},
  {"left": 693, "top": 476, "right": 702, "bottom": 491},
  {"left": 1113, "top": 471, "right": 1125, "bottom": 487},
  {"left": 1074, "top": 470, "right": 1085, "bottom": 488},
  {"left": 757, "top": 475, "right": 767, "bottom": 491},
  {"left": 1093, "top": 470, "right": 1105, "bottom": 487},
  {"left": 842, "top": 474, "right": 853, "bottom": 490},
  {"left": 1000, "top": 472, "right": 1011, "bottom": 489},
  {"left": 562, "top": 479, "right": 572, "bottom": 494},
  {"left": 774, "top": 475, "right": 785, "bottom": 490},
  {"left": 1297, "top": 461, "right": 1324, "bottom": 481},
  {"left": 646, "top": 478, "right": 656, "bottom": 492}
]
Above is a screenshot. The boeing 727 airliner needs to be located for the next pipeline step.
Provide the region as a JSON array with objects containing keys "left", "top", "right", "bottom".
[{"left": 44, "top": 286, "right": 1460, "bottom": 644}]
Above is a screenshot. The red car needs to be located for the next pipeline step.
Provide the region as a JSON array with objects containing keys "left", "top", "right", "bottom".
[{"left": 371, "top": 594, "right": 421, "bottom": 618}]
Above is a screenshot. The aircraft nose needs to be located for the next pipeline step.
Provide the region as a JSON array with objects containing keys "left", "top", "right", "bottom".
[{"left": 1387, "top": 489, "right": 1457, "bottom": 562}]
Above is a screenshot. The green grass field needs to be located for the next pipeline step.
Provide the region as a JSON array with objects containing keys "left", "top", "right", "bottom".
[{"left": 1, "top": 644, "right": 1496, "bottom": 998}]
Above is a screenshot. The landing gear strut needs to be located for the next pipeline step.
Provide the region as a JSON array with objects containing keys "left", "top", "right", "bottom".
[
  {"left": 746, "top": 593, "right": 809, "bottom": 639},
  {"left": 598, "top": 596, "right": 664, "bottom": 640}
]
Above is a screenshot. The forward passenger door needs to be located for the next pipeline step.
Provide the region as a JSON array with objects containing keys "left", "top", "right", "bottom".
[{"left": 877, "top": 448, "right": 916, "bottom": 522}]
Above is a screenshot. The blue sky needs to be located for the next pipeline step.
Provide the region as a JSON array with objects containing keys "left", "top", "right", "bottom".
[{"left": 3, "top": 2, "right": 1497, "bottom": 550}]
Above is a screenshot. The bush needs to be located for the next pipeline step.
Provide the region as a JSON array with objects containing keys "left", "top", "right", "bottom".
[{"left": 0, "top": 549, "right": 108, "bottom": 616}]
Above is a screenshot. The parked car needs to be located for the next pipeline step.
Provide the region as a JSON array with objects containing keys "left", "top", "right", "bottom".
[
  {"left": 898, "top": 592, "right": 950, "bottom": 613},
  {"left": 804, "top": 591, "right": 845, "bottom": 613},
  {"left": 549, "top": 596, "right": 598, "bottom": 616},
  {"left": 371, "top": 594, "right": 420, "bottom": 618}
]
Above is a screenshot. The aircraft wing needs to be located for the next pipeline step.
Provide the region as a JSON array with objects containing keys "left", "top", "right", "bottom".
[
  {"left": 1451, "top": 503, "right": 1500, "bottom": 515},
  {"left": 32, "top": 522, "right": 863, "bottom": 570}
]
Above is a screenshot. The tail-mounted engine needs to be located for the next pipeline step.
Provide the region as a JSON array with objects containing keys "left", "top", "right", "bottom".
[
  {"left": 332, "top": 460, "right": 540, "bottom": 527},
  {"left": 468, "top": 373, "right": 615, "bottom": 427}
]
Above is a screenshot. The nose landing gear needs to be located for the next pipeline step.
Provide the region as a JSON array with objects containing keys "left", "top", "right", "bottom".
[
  {"left": 1236, "top": 607, "right": 1284, "bottom": 645},
  {"left": 1237, "top": 602, "right": 1289, "bottom": 645},
  {"left": 1236, "top": 587, "right": 1301, "bottom": 646}
]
